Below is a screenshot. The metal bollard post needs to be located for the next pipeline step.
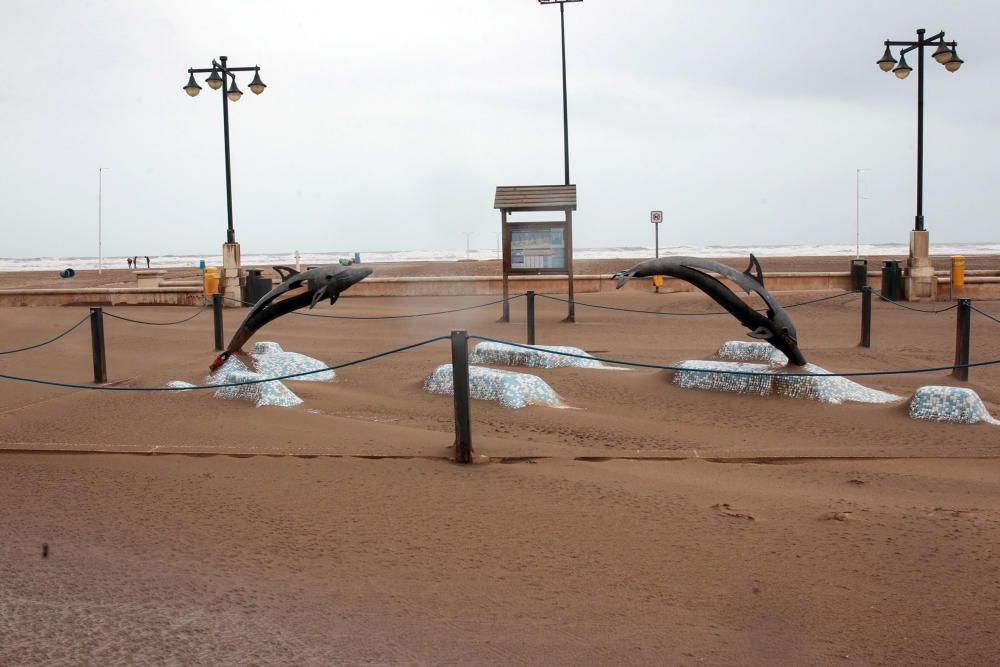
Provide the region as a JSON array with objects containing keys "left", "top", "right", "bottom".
[
  {"left": 860, "top": 286, "right": 872, "bottom": 348},
  {"left": 213, "top": 294, "right": 224, "bottom": 351},
  {"left": 89, "top": 307, "right": 107, "bottom": 384},
  {"left": 450, "top": 330, "right": 473, "bottom": 463},
  {"left": 953, "top": 299, "right": 971, "bottom": 381},
  {"left": 526, "top": 291, "right": 536, "bottom": 345}
]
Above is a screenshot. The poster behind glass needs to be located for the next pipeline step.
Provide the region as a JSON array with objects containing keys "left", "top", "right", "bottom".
[{"left": 510, "top": 226, "right": 565, "bottom": 270}]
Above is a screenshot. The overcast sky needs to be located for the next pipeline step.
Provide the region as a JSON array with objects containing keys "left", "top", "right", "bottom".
[{"left": 1, "top": 0, "right": 997, "bottom": 258}]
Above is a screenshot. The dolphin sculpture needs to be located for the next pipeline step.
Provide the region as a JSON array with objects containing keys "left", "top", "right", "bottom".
[
  {"left": 613, "top": 255, "right": 807, "bottom": 366},
  {"left": 210, "top": 264, "right": 373, "bottom": 371}
]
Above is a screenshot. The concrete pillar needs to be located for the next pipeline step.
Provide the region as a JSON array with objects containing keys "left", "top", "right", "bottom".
[
  {"left": 221, "top": 242, "right": 243, "bottom": 307},
  {"left": 905, "top": 230, "right": 936, "bottom": 301}
]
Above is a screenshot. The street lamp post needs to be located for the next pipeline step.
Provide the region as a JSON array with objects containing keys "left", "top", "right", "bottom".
[
  {"left": 876, "top": 29, "right": 962, "bottom": 300},
  {"left": 98, "top": 167, "right": 109, "bottom": 275},
  {"left": 183, "top": 56, "right": 266, "bottom": 304},
  {"left": 538, "top": 0, "right": 581, "bottom": 186}
]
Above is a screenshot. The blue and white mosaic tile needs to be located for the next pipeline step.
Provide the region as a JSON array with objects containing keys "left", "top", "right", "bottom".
[
  {"left": 674, "top": 360, "right": 904, "bottom": 405},
  {"left": 909, "top": 386, "right": 1000, "bottom": 425},
  {"left": 206, "top": 355, "right": 304, "bottom": 408},
  {"left": 424, "top": 363, "right": 564, "bottom": 409},
  {"left": 251, "top": 341, "right": 335, "bottom": 382},
  {"left": 717, "top": 340, "right": 789, "bottom": 367},
  {"left": 166, "top": 380, "right": 196, "bottom": 391},
  {"left": 469, "top": 341, "right": 622, "bottom": 370}
]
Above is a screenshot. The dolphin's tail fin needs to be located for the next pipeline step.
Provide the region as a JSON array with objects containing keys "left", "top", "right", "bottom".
[
  {"left": 743, "top": 254, "right": 764, "bottom": 287},
  {"left": 612, "top": 270, "right": 637, "bottom": 289},
  {"left": 272, "top": 265, "right": 300, "bottom": 282}
]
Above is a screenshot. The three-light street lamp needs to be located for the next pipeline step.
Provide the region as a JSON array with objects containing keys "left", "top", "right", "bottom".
[
  {"left": 875, "top": 29, "right": 962, "bottom": 233},
  {"left": 182, "top": 56, "right": 267, "bottom": 245}
]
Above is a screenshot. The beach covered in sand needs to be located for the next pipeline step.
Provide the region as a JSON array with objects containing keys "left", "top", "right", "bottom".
[{"left": 2, "top": 257, "right": 1000, "bottom": 664}]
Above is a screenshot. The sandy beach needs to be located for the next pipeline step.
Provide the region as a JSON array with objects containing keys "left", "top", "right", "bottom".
[{"left": 2, "top": 257, "right": 999, "bottom": 664}]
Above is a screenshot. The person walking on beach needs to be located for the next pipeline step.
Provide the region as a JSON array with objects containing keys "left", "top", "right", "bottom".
[
  {"left": 145, "top": 256, "right": 150, "bottom": 268},
  {"left": 127, "top": 257, "right": 133, "bottom": 269}
]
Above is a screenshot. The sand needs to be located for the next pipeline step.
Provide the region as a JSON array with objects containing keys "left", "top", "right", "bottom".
[{"left": 2, "top": 258, "right": 999, "bottom": 664}]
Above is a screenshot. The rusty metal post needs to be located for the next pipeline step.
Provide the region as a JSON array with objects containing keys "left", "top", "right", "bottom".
[
  {"left": 526, "top": 291, "right": 536, "bottom": 345},
  {"left": 213, "top": 294, "right": 224, "bottom": 351},
  {"left": 860, "top": 286, "right": 872, "bottom": 348},
  {"left": 953, "top": 298, "right": 971, "bottom": 381},
  {"left": 451, "top": 330, "right": 472, "bottom": 463},
  {"left": 90, "top": 307, "right": 107, "bottom": 383}
]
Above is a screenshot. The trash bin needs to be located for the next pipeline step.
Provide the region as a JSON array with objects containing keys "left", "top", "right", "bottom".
[
  {"left": 354, "top": 252, "right": 361, "bottom": 264},
  {"left": 881, "top": 260, "right": 903, "bottom": 301},
  {"left": 850, "top": 259, "right": 868, "bottom": 291},
  {"left": 199, "top": 259, "right": 206, "bottom": 270},
  {"left": 244, "top": 269, "right": 273, "bottom": 306},
  {"left": 203, "top": 267, "right": 221, "bottom": 295}
]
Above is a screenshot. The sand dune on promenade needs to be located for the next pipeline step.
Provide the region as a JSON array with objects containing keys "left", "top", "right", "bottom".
[{"left": 1, "top": 266, "right": 999, "bottom": 664}]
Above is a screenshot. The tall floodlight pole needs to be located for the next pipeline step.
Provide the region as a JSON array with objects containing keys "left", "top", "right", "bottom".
[
  {"left": 538, "top": 0, "right": 581, "bottom": 186},
  {"left": 855, "top": 168, "right": 868, "bottom": 259},
  {"left": 98, "top": 167, "right": 109, "bottom": 274},
  {"left": 875, "top": 29, "right": 963, "bottom": 299},
  {"left": 183, "top": 56, "right": 267, "bottom": 305}
]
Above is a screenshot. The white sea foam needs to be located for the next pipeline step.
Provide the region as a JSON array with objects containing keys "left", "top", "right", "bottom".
[{"left": 2, "top": 243, "right": 998, "bottom": 273}]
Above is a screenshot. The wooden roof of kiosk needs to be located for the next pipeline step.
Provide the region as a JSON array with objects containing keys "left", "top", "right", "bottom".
[
  {"left": 494, "top": 185, "right": 577, "bottom": 212},
  {"left": 494, "top": 184, "right": 577, "bottom": 322}
]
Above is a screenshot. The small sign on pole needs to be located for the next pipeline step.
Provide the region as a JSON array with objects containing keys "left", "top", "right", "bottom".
[{"left": 650, "top": 210, "right": 663, "bottom": 224}]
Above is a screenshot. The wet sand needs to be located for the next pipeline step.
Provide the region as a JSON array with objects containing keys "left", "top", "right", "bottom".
[{"left": 1, "top": 259, "right": 999, "bottom": 664}]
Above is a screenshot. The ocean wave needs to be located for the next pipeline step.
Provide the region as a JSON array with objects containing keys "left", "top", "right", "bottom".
[{"left": 1, "top": 243, "right": 997, "bottom": 272}]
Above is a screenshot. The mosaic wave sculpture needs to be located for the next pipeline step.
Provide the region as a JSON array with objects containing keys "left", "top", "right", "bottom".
[
  {"left": 208, "top": 355, "right": 304, "bottom": 408},
  {"left": 251, "top": 341, "right": 335, "bottom": 382},
  {"left": 469, "top": 341, "right": 622, "bottom": 370},
  {"left": 909, "top": 386, "right": 1000, "bottom": 425},
  {"left": 673, "top": 359, "right": 904, "bottom": 405},
  {"left": 168, "top": 342, "right": 334, "bottom": 407},
  {"left": 424, "top": 363, "right": 563, "bottom": 409},
  {"left": 717, "top": 340, "right": 789, "bottom": 367}
]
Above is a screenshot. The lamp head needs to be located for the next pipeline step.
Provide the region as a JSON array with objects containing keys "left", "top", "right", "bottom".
[
  {"left": 932, "top": 42, "right": 953, "bottom": 64},
  {"left": 945, "top": 48, "right": 963, "bottom": 72},
  {"left": 206, "top": 69, "right": 224, "bottom": 90},
  {"left": 877, "top": 45, "right": 897, "bottom": 72},
  {"left": 249, "top": 69, "right": 266, "bottom": 95},
  {"left": 893, "top": 53, "right": 912, "bottom": 79},
  {"left": 183, "top": 73, "right": 202, "bottom": 97},
  {"left": 227, "top": 79, "right": 243, "bottom": 102}
]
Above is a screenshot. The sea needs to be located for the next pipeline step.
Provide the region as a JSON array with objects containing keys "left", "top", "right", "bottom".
[{"left": 2, "top": 243, "right": 998, "bottom": 272}]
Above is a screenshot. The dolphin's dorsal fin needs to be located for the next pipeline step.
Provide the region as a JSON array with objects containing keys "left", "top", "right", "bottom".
[
  {"left": 272, "top": 265, "right": 300, "bottom": 283},
  {"left": 743, "top": 254, "right": 764, "bottom": 287}
]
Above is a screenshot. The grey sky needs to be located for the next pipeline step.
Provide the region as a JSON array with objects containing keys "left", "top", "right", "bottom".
[{"left": 1, "top": 0, "right": 997, "bottom": 258}]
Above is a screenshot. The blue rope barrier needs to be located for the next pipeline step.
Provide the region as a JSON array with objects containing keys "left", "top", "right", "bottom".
[
  {"left": 0, "top": 314, "right": 91, "bottom": 355},
  {"left": 104, "top": 301, "right": 209, "bottom": 326},
  {"left": 536, "top": 290, "right": 855, "bottom": 316},
  {"left": 871, "top": 290, "right": 957, "bottom": 313},
  {"left": 0, "top": 335, "right": 449, "bottom": 391},
  {"left": 468, "top": 334, "right": 1000, "bottom": 378},
  {"left": 222, "top": 294, "right": 522, "bottom": 319},
  {"left": 971, "top": 304, "right": 1000, "bottom": 326}
]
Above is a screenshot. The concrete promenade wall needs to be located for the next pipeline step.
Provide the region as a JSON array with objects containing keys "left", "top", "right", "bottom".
[{"left": 2, "top": 271, "right": 998, "bottom": 306}]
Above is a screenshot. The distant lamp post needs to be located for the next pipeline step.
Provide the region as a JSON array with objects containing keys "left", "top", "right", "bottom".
[
  {"left": 538, "top": 0, "right": 582, "bottom": 186},
  {"left": 876, "top": 29, "right": 962, "bottom": 300},
  {"left": 98, "top": 167, "right": 109, "bottom": 275},
  {"left": 183, "top": 55, "right": 266, "bottom": 304}
]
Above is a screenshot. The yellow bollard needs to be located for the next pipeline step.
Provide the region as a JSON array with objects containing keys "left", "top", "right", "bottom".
[
  {"left": 203, "top": 267, "right": 221, "bottom": 295},
  {"left": 951, "top": 255, "right": 965, "bottom": 289},
  {"left": 652, "top": 275, "right": 664, "bottom": 288}
]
